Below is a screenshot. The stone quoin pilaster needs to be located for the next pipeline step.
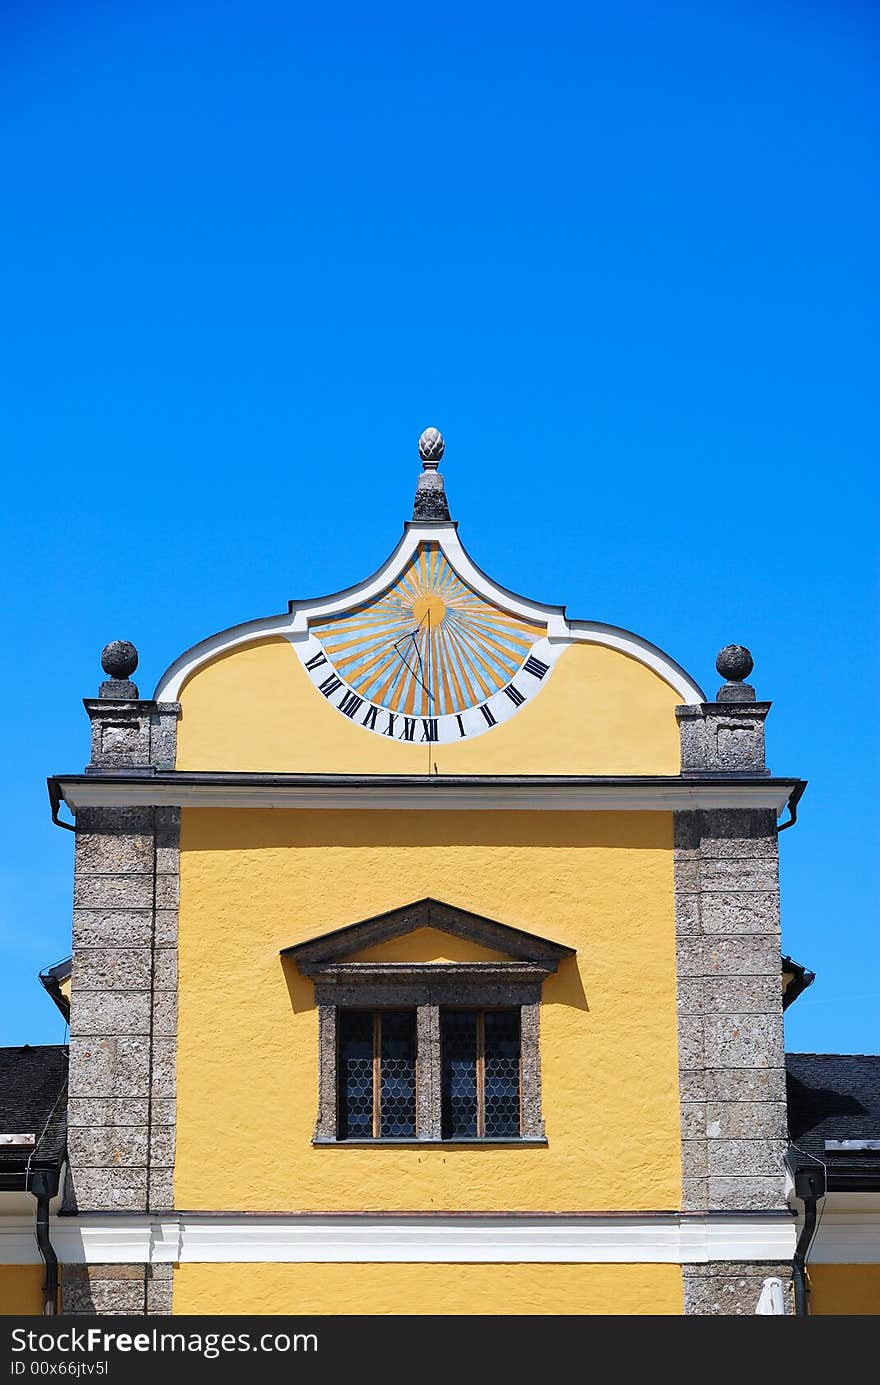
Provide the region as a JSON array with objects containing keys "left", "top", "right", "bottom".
[
  {"left": 674, "top": 646, "right": 791, "bottom": 1314},
  {"left": 62, "top": 641, "right": 181, "bottom": 1316}
]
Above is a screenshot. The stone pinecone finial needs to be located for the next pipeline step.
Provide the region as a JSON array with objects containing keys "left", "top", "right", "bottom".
[{"left": 413, "top": 427, "right": 451, "bottom": 522}]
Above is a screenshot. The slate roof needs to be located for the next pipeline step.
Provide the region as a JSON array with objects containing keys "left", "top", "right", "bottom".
[
  {"left": 0, "top": 1045, "right": 68, "bottom": 1177},
  {"left": 787, "top": 1053, "right": 880, "bottom": 1191}
]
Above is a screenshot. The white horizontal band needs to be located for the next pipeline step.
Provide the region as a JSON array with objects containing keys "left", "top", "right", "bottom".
[
  {"left": 0, "top": 1213, "right": 796, "bottom": 1266},
  {"left": 55, "top": 779, "right": 797, "bottom": 815}
]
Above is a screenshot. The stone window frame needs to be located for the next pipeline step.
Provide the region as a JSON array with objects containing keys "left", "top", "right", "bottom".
[
  {"left": 282, "top": 898, "right": 574, "bottom": 1147},
  {"left": 312, "top": 972, "right": 546, "bottom": 1144}
]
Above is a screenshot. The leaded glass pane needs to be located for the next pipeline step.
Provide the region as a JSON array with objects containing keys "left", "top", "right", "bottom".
[
  {"left": 379, "top": 1010, "right": 417, "bottom": 1137},
  {"left": 484, "top": 1009, "right": 521, "bottom": 1137},
  {"left": 441, "top": 1010, "right": 478, "bottom": 1138},
  {"left": 338, "top": 1010, "right": 373, "bottom": 1139}
]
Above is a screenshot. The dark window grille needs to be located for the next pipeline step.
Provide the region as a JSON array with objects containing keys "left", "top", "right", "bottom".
[
  {"left": 441, "top": 1009, "right": 521, "bottom": 1139},
  {"left": 338, "top": 1009, "right": 416, "bottom": 1139}
]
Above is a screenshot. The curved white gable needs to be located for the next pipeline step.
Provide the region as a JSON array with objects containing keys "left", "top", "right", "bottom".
[{"left": 153, "top": 520, "right": 706, "bottom": 705}]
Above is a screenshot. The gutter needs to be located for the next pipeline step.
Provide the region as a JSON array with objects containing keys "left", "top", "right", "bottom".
[
  {"left": 777, "top": 780, "right": 806, "bottom": 833},
  {"left": 789, "top": 1160, "right": 826, "bottom": 1316},
  {"left": 29, "top": 1167, "right": 61, "bottom": 1315}
]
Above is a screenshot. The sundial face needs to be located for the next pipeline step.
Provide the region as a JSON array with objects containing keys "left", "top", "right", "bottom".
[{"left": 295, "top": 543, "right": 558, "bottom": 744}]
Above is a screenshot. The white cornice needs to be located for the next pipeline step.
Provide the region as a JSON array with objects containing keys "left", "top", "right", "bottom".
[
  {"left": 152, "top": 524, "right": 706, "bottom": 705},
  {"left": 0, "top": 1212, "right": 796, "bottom": 1265},
  {"left": 53, "top": 778, "right": 799, "bottom": 815}
]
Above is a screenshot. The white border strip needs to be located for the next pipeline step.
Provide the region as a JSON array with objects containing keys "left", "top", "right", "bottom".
[
  {"left": 0, "top": 1214, "right": 796, "bottom": 1266},
  {"left": 55, "top": 780, "right": 797, "bottom": 815},
  {"left": 152, "top": 524, "right": 706, "bottom": 706}
]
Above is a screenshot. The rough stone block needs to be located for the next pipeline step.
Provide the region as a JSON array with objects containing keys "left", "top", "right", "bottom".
[
  {"left": 149, "top": 1126, "right": 176, "bottom": 1166},
  {"left": 73, "top": 949, "right": 153, "bottom": 992},
  {"left": 67, "top": 1097, "right": 150, "bottom": 1128},
  {"left": 67, "top": 1166, "right": 147, "bottom": 1212},
  {"left": 152, "top": 991, "right": 178, "bottom": 1037},
  {"left": 705, "top": 1101, "right": 787, "bottom": 1140},
  {"left": 155, "top": 875, "right": 179, "bottom": 908},
  {"left": 707, "top": 1174, "right": 787, "bottom": 1210},
  {"left": 701, "top": 935, "right": 779, "bottom": 976},
  {"left": 77, "top": 808, "right": 154, "bottom": 836},
  {"left": 676, "top": 979, "right": 704, "bottom": 1015},
  {"left": 683, "top": 1263, "right": 792, "bottom": 1315},
  {"left": 678, "top": 1015, "right": 704, "bottom": 1070},
  {"left": 681, "top": 1179, "right": 708, "bottom": 1213},
  {"left": 707, "top": 1137, "right": 787, "bottom": 1176},
  {"left": 699, "top": 809, "right": 777, "bottom": 856},
  {"left": 150, "top": 1038, "right": 177, "bottom": 1099},
  {"left": 673, "top": 861, "right": 702, "bottom": 894},
  {"left": 699, "top": 859, "right": 779, "bottom": 892},
  {"left": 676, "top": 938, "right": 704, "bottom": 978},
  {"left": 701, "top": 1067, "right": 787, "bottom": 1104},
  {"left": 673, "top": 813, "right": 702, "bottom": 858},
  {"left": 681, "top": 1138, "right": 708, "bottom": 1181},
  {"left": 70, "top": 989, "right": 152, "bottom": 1038},
  {"left": 148, "top": 1168, "right": 174, "bottom": 1210},
  {"left": 73, "top": 873, "right": 154, "bottom": 910},
  {"left": 700, "top": 892, "right": 780, "bottom": 935},
  {"left": 701, "top": 975, "right": 780, "bottom": 1015},
  {"left": 146, "top": 1279, "right": 173, "bottom": 1315},
  {"left": 703, "top": 1013, "right": 785, "bottom": 1070},
  {"left": 75, "top": 833, "right": 155, "bottom": 875},
  {"left": 154, "top": 908, "right": 178, "bottom": 945},
  {"left": 674, "top": 894, "right": 701, "bottom": 935},
  {"left": 679, "top": 1070, "right": 707, "bottom": 1103},
  {"left": 67, "top": 1125, "right": 148, "bottom": 1167},
  {"left": 73, "top": 909, "right": 153, "bottom": 948},
  {"left": 680, "top": 1101, "right": 706, "bottom": 1140},
  {"left": 154, "top": 948, "right": 178, "bottom": 991},
  {"left": 68, "top": 1037, "right": 150, "bottom": 1098}
]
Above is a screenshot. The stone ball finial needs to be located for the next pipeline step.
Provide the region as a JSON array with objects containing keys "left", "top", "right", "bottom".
[
  {"left": 418, "top": 427, "right": 445, "bottom": 469},
  {"left": 715, "top": 644, "right": 754, "bottom": 683},
  {"left": 101, "top": 640, "right": 139, "bottom": 680}
]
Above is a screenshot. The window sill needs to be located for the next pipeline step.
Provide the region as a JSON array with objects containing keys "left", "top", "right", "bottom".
[{"left": 313, "top": 1136, "right": 548, "bottom": 1147}]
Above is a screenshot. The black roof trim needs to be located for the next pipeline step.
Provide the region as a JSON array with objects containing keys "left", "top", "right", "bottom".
[{"left": 781, "top": 955, "right": 816, "bottom": 1011}]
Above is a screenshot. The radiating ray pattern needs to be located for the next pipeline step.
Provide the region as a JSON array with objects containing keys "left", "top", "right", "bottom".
[{"left": 310, "top": 544, "right": 546, "bottom": 717}]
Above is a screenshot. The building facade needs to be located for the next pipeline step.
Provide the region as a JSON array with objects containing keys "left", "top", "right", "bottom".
[{"left": 1, "top": 429, "right": 878, "bottom": 1315}]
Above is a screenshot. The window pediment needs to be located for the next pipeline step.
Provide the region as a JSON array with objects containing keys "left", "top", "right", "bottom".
[{"left": 281, "top": 897, "right": 575, "bottom": 979}]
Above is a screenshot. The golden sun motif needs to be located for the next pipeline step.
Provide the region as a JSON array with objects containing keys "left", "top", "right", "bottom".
[{"left": 309, "top": 544, "right": 545, "bottom": 718}]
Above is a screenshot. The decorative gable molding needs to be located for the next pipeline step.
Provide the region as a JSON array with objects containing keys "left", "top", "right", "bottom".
[{"left": 282, "top": 897, "right": 575, "bottom": 977}]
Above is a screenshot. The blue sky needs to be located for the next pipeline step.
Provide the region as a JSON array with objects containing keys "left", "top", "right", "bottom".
[{"left": 0, "top": 2, "right": 877, "bottom": 1054}]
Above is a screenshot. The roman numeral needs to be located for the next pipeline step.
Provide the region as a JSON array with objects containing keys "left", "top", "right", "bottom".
[
  {"left": 456, "top": 715, "right": 467, "bottom": 738},
  {"left": 362, "top": 705, "right": 379, "bottom": 730},
  {"left": 421, "top": 718, "right": 438, "bottom": 742},
  {"left": 400, "top": 717, "right": 416, "bottom": 741},
  {"left": 338, "top": 691, "right": 363, "bottom": 718},
  {"left": 384, "top": 714, "right": 396, "bottom": 737},
  {"left": 479, "top": 704, "right": 497, "bottom": 726},
  {"left": 305, "top": 651, "right": 328, "bottom": 672},
  {"left": 503, "top": 684, "right": 525, "bottom": 706},
  {"left": 318, "top": 673, "right": 343, "bottom": 698},
  {"left": 523, "top": 655, "right": 549, "bottom": 680}
]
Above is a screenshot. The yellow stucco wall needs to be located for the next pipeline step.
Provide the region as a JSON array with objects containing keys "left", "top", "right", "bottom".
[
  {"left": 0, "top": 1265, "right": 45, "bottom": 1315},
  {"left": 175, "top": 638, "right": 681, "bottom": 775},
  {"left": 175, "top": 808, "right": 681, "bottom": 1212},
  {"left": 808, "top": 1264, "right": 880, "bottom": 1315},
  {"left": 172, "top": 1262, "right": 683, "bottom": 1315}
]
